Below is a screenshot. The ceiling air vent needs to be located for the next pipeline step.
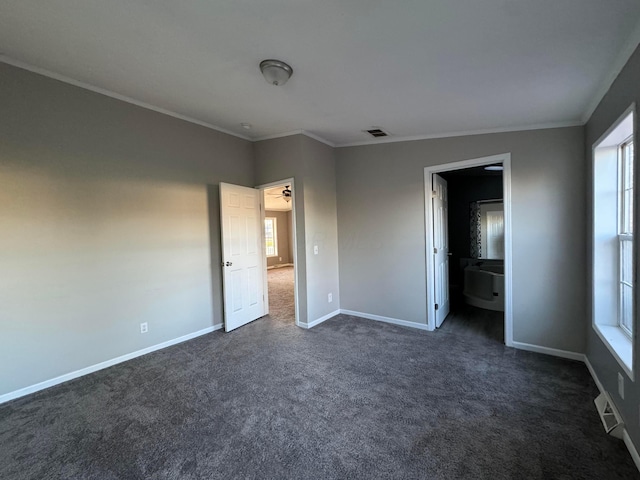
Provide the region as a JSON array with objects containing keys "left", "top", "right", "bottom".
[{"left": 365, "top": 127, "right": 389, "bottom": 138}]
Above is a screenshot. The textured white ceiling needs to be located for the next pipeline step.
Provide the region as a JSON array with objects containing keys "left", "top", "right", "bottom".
[{"left": 1, "top": 0, "right": 640, "bottom": 146}]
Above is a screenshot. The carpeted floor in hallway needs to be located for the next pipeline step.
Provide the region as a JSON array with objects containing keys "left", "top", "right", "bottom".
[
  {"left": 267, "top": 266, "right": 295, "bottom": 325},
  {"left": 1, "top": 310, "right": 638, "bottom": 479}
]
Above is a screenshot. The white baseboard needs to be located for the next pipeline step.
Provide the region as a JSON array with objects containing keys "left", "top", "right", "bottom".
[
  {"left": 0, "top": 325, "right": 221, "bottom": 405},
  {"left": 340, "top": 309, "right": 430, "bottom": 331},
  {"left": 624, "top": 430, "right": 640, "bottom": 472},
  {"left": 584, "top": 356, "right": 605, "bottom": 393},
  {"left": 584, "top": 355, "right": 640, "bottom": 473},
  {"left": 267, "top": 263, "right": 294, "bottom": 270},
  {"left": 299, "top": 309, "right": 341, "bottom": 329},
  {"left": 511, "top": 341, "right": 585, "bottom": 361}
]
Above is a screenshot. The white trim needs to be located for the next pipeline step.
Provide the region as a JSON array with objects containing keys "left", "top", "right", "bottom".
[
  {"left": 0, "top": 325, "right": 221, "bottom": 405},
  {"left": 256, "top": 178, "right": 301, "bottom": 327},
  {"left": 337, "top": 122, "right": 583, "bottom": 148},
  {"left": 593, "top": 325, "right": 634, "bottom": 380},
  {"left": 299, "top": 309, "right": 341, "bottom": 329},
  {"left": 424, "top": 153, "right": 514, "bottom": 345},
  {"left": 502, "top": 156, "right": 514, "bottom": 347},
  {"left": 593, "top": 103, "right": 636, "bottom": 148},
  {"left": 1, "top": 56, "right": 589, "bottom": 150},
  {"left": 584, "top": 356, "right": 605, "bottom": 394},
  {"left": 0, "top": 56, "right": 251, "bottom": 142},
  {"left": 264, "top": 216, "right": 279, "bottom": 258},
  {"left": 624, "top": 430, "right": 640, "bottom": 473},
  {"left": 585, "top": 356, "right": 640, "bottom": 474},
  {"left": 301, "top": 130, "right": 336, "bottom": 148},
  {"left": 267, "top": 263, "right": 294, "bottom": 270},
  {"left": 591, "top": 103, "right": 636, "bottom": 381},
  {"left": 340, "top": 309, "right": 430, "bottom": 331},
  {"left": 511, "top": 341, "right": 584, "bottom": 362},
  {"left": 582, "top": 19, "right": 640, "bottom": 123},
  {"left": 254, "top": 130, "right": 336, "bottom": 147}
]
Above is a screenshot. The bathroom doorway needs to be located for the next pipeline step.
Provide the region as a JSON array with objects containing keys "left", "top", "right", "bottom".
[
  {"left": 424, "top": 154, "right": 512, "bottom": 345},
  {"left": 260, "top": 180, "right": 298, "bottom": 326}
]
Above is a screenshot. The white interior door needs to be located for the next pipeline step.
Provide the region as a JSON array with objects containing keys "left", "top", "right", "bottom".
[
  {"left": 220, "top": 183, "right": 266, "bottom": 332},
  {"left": 433, "top": 174, "right": 450, "bottom": 327}
]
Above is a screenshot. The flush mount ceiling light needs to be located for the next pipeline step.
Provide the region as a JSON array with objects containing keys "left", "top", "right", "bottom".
[
  {"left": 259, "top": 59, "right": 293, "bottom": 86},
  {"left": 484, "top": 165, "right": 504, "bottom": 171}
]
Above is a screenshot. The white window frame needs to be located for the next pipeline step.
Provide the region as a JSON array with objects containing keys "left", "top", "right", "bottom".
[
  {"left": 592, "top": 104, "right": 635, "bottom": 380},
  {"left": 264, "top": 217, "right": 278, "bottom": 257},
  {"left": 618, "top": 137, "right": 634, "bottom": 338},
  {"left": 480, "top": 202, "right": 504, "bottom": 260}
]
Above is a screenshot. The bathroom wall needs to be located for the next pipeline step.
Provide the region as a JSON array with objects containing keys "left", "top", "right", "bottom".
[{"left": 439, "top": 172, "right": 503, "bottom": 304}]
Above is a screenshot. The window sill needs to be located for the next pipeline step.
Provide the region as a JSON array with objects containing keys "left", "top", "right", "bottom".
[{"left": 593, "top": 324, "right": 634, "bottom": 380}]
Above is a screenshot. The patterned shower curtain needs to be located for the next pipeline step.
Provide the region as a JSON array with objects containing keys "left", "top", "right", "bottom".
[{"left": 469, "top": 202, "right": 482, "bottom": 258}]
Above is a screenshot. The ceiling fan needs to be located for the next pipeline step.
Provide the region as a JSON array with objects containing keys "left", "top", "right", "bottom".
[{"left": 267, "top": 185, "right": 292, "bottom": 202}]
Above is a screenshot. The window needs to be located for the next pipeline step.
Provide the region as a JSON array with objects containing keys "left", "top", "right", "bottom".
[
  {"left": 264, "top": 217, "right": 278, "bottom": 257},
  {"left": 619, "top": 138, "right": 634, "bottom": 336},
  {"left": 479, "top": 202, "right": 504, "bottom": 260},
  {"left": 593, "top": 106, "right": 635, "bottom": 378}
]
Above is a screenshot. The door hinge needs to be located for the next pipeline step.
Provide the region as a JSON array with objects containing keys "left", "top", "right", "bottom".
[
  {"left": 435, "top": 303, "right": 439, "bottom": 311},
  {"left": 433, "top": 247, "right": 438, "bottom": 254},
  {"left": 432, "top": 190, "right": 437, "bottom": 198}
]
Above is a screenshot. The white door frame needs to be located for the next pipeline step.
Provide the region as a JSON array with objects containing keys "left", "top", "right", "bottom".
[
  {"left": 424, "top": 153, "right": 513, "bottom": 346},
  {"left": 256, "top": 178, "right": 300, "bottom": 327}
]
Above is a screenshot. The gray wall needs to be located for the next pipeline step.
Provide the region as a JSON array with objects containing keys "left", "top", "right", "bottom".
[
  {"left": 586, "top": 45, "right": 640, "bottom": 447},
  {"left": 0, "top": 63, "right": 254, "bottom": 396},
  {"left": 254, "top": 135, "right": 340, "bottom": 325},
  {"left": 336, "top": 126, "right": 585, "bottom": 352},
  {"left": 265, "top": 210, "right": 291, "bottom": 267},
  {"left": 287, "top": 211, "right": 294, "bottom": 262}
]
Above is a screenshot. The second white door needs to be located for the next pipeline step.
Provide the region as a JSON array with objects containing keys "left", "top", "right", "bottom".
[
  {"left": 433, "top": 174, "right": 450, "bottom": 327},
  {"left": 220, "top": 183, "right": 266, "bottom": 332}
]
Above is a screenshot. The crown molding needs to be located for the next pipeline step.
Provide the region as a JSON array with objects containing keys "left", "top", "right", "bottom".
[
  {"left": 254, "top": 129, "right": 335, "bottom": 147},
  {"left": 335, "top": 120, "right": 584, "bottom": 148},
  {"left": 581, "top": 18, "right": 640, "bottom": 123},
  {"left": 1, "top": 56, "right": 593, "bottom": 150},
  {"left": 0, "top": 56, "right": 252, "bottom": 141}
]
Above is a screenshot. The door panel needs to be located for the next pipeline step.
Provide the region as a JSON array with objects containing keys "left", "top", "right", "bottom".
[
  {"left": 220, "top": 183, "right": 266, "bottom": 331},
  {"left": 433, "top": 174, "right": 450, "bottom": 327}
]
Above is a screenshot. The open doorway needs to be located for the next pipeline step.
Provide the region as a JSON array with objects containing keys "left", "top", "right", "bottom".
[
  {"left": 424, "top": 154, "right": 513, "bottom": 345},
  {"left": 260, "top": 180, "right": 298, "bottom": 326}
]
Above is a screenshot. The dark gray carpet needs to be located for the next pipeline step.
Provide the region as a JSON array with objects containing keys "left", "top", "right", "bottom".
[
  {"left": 441, "top": 303, "right": 504, "bottom": 344},
  {"left": 267, "top": 266, "right": 295, "bottom": 325},
  {"left": 1, "top": 313, "right": 638, "bottom": 479}
]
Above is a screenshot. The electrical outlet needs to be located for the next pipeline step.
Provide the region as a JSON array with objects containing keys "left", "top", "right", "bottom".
[
  {"left": 328, "top": 293, "right": 333, "bottom": 303},
  {"left": 279, "top": 256, "right": 282, "bottom": 261},
  {"left": 140, "top": 322, "right": 148, "bottom": 334},
  {"left": 314, "top": 245, "right": 319, "bottom": 255},
  {"left": 618, "top": 372, "right": 625, "bottom": 400}
]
